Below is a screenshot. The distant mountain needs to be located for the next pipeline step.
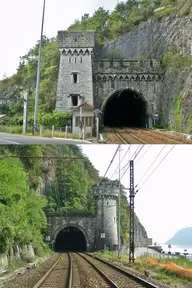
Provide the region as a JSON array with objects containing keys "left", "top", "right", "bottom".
[{"left": 165, "top": 227, "right": 192, "bottom": 246}]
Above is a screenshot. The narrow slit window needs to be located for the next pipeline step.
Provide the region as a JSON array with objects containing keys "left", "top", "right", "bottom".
[
  {"left": 69, "top": 57, "right": 71, "bottom": 63},
  {"left": 75, "top": 57, "right": 76, "bottom": 64},
  {"left": 73, "top": 73, "right": 78, "bottom": 84},
  {"left": 71, "top": 95, "right": 78, "bottom": 106},
  {"left": 80, "top": 57, "right": 82, "bottom": 63}
]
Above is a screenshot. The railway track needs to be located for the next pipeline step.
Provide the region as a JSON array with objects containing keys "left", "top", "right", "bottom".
[
  {"left": 115, "top": 128, "right": 147, "bottom": 144},
  {"left": 32, "top": 253, "right": 72, "bottom": 288},
  {"left": 123, "top": 128, "right": 192, "bottom": 144},
  {"left": 32, "top": 252, "right": 160, "bottom": 288},
  {"left": 79, "top": 253, "right": 159, "bottom": 288},
  {"left": 104, "top": 127, "right": 192, "bottom": 144}
]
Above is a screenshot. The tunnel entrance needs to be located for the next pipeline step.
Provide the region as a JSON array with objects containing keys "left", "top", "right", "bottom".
[
  {"left": 103, "top": 89, "right": 147, "bottom": 127},
  {"left": 54, "top": 226, "right": 87, "bottom": 252}
]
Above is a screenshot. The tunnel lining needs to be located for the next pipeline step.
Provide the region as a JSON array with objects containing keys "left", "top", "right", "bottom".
[
  {"left": 54, "top": 224, "right": 89, "bottom": 252},
  {"left": 101, "top": 88, "right": 149, "bottom": 128}
]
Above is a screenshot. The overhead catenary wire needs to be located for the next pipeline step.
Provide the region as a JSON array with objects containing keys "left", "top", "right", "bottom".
[
  {"left": 136, "top": 145, "right": 166, "bottom": 187},
  {"left": 136, "top": 145, "right": 175, "bottom": 192},
  {"left": 135, "top": 145, "right": 152, "bottom": 165},
  {"left": 110, "top": 145, "right": 131, "bottom": 179},
  {"left": 121, "top": 145, "right": 144, "bottom": 181},
  {"left": 97, "top": 144, "right": 121, "bottom": 188},
  {"left": 132, "top": 145, "right": 144, "bottom": 161}
]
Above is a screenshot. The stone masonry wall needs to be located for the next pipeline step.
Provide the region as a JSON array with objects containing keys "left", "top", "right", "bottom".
[
  {"left": 56, "top": 30, "right": 96, "bottom": 112},
  {"left": 49, "top": 216, "right": 96, "bottom": 251}
]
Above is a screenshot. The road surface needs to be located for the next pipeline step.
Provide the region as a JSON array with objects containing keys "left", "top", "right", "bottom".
[{"left": 0, "top": 133, "right": 92, "bottom": 145}]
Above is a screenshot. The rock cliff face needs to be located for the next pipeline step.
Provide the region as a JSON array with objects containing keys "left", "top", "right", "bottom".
[
  {"left": 101, "top": 6, "right": 192, "bottom": 59},
  {"left": 0, "top": 245, "right": 35, "bottom": 273},
  {"left": 135, "top": 216, "right": 148, "bottom": 247},
  {"left": 100, "top": 6, "right": 192, "bottom": 130}
]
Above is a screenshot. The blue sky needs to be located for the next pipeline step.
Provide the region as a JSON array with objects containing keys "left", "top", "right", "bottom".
[
  {"left": 79, "top": 144, "right": 192, "bottom": 244},
  {"left": 0, "top": 0, "right": 119, "bottom": 79}
]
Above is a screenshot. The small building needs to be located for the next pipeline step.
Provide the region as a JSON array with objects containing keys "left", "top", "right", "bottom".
[{"left": 72, "top": 101, "right": 94, "bottom": 136}]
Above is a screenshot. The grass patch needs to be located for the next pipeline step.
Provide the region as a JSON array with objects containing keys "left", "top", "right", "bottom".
[
  {"left": 0, "top": 125, "right": 83, "bottom": 140},
  {"left": 8, "top": 259, "right": 25, "bottom": 271},
  {"left": 134, "top": 257, "right": 192, "bottom": 285},
  {"left": 172, "top": 92, "right": 183, "bottom": 132},
  {"left": 92, "top": 250, "right": 132, "bottom": 267},
  {"left": 92, "top": 252, "right": 192, "bottom": 286},
  {"left": 0, "top": 125, "right": 23, "bottom": 134},
  {"left": 154, "top": 273, "right": 170, "bottom": 280}
]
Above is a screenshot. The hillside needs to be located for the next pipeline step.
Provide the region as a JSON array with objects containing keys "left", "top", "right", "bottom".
[
  {"left": 0, "top": 144, "right": 148, "bottom": 257},
  {"left": 0, "top": 144, "right": 99, "bottom": 255},
  {"left": 165, "top": 227, "right": 192, "bottom": 246},
  {"left": 0, "top": 0, "right": 192, "bottom": 132}
]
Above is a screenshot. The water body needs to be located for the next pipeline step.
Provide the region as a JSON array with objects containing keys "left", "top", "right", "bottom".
[{"left": 160, "top": 245, "right": 192, "bottom": 260}]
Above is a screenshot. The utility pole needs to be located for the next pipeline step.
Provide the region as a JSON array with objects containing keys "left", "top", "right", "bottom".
[
  {"left": 101, "top": 195, "right": 105, "bottom": 250},
  {"left": 118, "top": 145, "right": 121, "bottom": 256},
  {"left": 129, "top": 160, "right": 135, "bottom": 263},
  {"left": 23, "top": 91, "right": 28, "bottom": 134},
  {"left": 33, "top": 0, "right": 46, "bottom": 134}
]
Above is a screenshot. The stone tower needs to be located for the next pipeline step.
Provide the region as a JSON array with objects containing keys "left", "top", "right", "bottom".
[
  {"left": 56, "top": 30, "right": 97, "bottom": 112},
  {"left": 94, "top": 183, "right": 119, "bottom": 251}
]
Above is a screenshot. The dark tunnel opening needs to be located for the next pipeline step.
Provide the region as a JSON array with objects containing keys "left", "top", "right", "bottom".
[
  {"left": 54, "top": 227, "right": 87, "bottom": 252},
  {"left": 103, "top": 89, "right": 147, "bottom": 127}
]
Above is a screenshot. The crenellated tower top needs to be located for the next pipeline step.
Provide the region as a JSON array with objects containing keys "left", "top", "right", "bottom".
[
  {"left": 58, "top": 30, "right": 97, "bottom": 49},
  {"left": 93, "top": 183, "right": 119, "bottom": 199}
]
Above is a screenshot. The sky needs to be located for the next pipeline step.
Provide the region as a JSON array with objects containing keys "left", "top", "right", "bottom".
[
  {"left": 0, "top": 0, "right": 118, "bottom": 80},
  {"left": 79, "top": 144, "right": 192, "bottom": 245}
]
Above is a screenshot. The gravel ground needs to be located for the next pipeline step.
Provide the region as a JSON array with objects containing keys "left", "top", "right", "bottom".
[
  {"left": 37, "top": 254, "right": 69, "bottom": 288},
  {"left": 0, "top": 254, "right": 59, "bottom": 288},
  {"left": 80, "top": 253, "right": 155, "bottom": 288},
  {"left": 71, "top": 253, "right": 110, "bottom": 288}
]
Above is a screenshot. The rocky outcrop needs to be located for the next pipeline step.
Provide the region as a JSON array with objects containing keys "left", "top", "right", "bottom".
[
  {"left": 135, "top": 216, "right": 148, "bottom": 247},
  {"left": 0, "top": 244, "right": 35, "bottom": 274},
  {"left": 100, "top": 6, "right": 192, "bottom": 130},
  {"left": 101, "top": 8, "right": 192, "bottom": 59}
]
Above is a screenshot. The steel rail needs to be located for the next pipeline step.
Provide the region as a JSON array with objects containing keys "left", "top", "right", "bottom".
[
  {"left": 77, "top": 252, "right": 120, "bottom": 288},
  {"left": 84, "top": 253, "right": 160, "bottom": 288},
  {"left": 32, "top": 253, "right": 72, "bottom": 288}
]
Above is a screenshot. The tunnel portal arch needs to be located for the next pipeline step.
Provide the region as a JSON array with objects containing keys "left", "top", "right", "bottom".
[
  {"left": 53, "top": 224, "right": 89, "bottom": 252},
  {"left": 101, "top": 88, "right": 150, "bottom": 128}
]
